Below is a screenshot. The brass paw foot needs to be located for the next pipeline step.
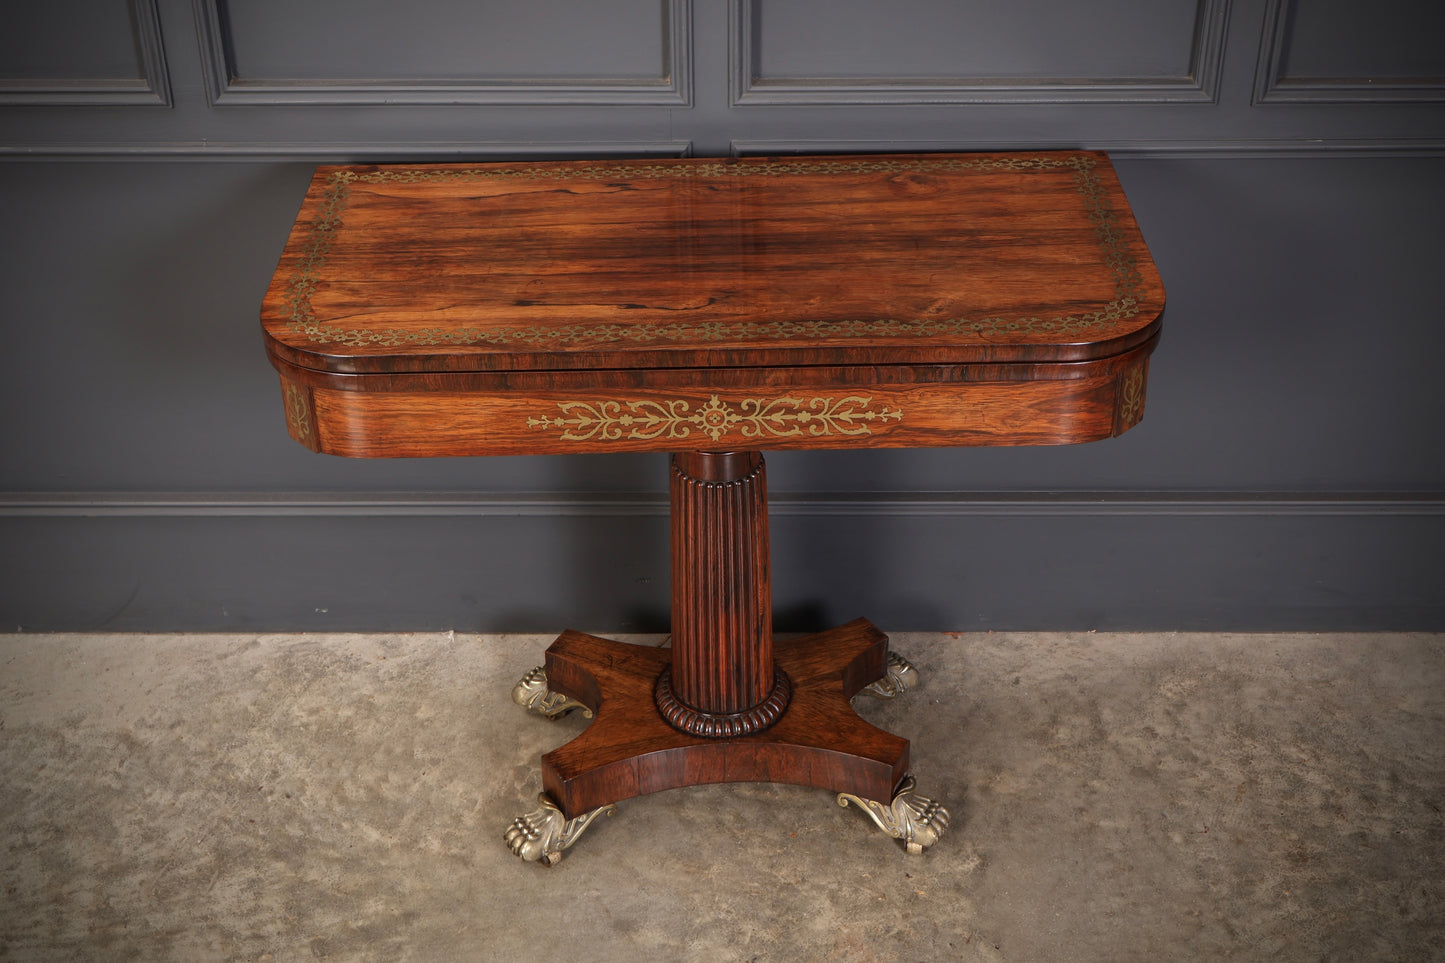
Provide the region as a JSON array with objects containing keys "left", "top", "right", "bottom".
[
  {"left": 511, "top": 666, "right": 593, "bottom": 720},
  {"left": 838, "top": 774, "right": 949, "bottom": 854},
  {"left": 856, "top": 651, "right": 920, "bottom": 700},
  {"left": 504, "top": 793, "right": 616, "bottom": 866}
]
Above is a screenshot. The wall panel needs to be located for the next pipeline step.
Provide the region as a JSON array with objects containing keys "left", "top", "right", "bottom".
[
  {"left": 1255, "top": 0, "right": 1445, "bottom": 103},
  {"left": 194, "top": 0, "right": 690, "bottom": 105},
  {"left": 734, "top": 0, "right": 1228, "bottom": 103},
  {"left": 4, "top": 0, "right": 1443, "bottom": 157},
  {"left": 0, "top": 0, "right": 169, "bottom": 105}
]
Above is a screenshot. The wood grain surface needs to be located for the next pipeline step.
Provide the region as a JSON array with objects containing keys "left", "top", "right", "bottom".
[
  {"left": 263, "top": 151, "right": 1163, "bottom": 456},
  {"left": 263, "top": 154, "right": 1162, "bottom": 367},
  {"left": 668, "top": 451, "right": 774, "bottom": 721},
  {"left": 540, "top": 619, "right": 907, "bottom": 817}
]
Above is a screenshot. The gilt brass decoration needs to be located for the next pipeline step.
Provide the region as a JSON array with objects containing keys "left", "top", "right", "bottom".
[
  {"left": 505, "top": 793, "right": 615, "bottom": 866},
  {"left": 837, "top": 774, "right": 950, "bottom": 854},
  {"left": 282, "top": 381, "right": 313, "bottom": 444},
  {"left": 281, "top": 155, "right": 1144, "bottom": 350},
  {"left": 857, "top": 651, "right": 920, "bottom": 701},
  {"left": 511, "top": 666, "right": 593, "bottom": 720},
  {"left": 527, "top": 394, "right": 903, "bottom": 444},
  {"left": 1117, "top": 365, "right": 1146, "bottom": 432}
]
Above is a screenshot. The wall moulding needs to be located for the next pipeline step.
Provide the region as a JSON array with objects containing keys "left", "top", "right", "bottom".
[
  {"left": 4, "top": 491, "right": 1440, "bottom": 520},
  {"left": 0, "top": 0, "right": 171, "bottom": 107},
  {"left": 1254, "top": 0, "right": 1445, "bottom": 104},
  {"left": 0, "top": 140, "right": 696, "bottom": 162},
  {"left": 7, "top": 136, "right": 1444, "bottom": 162},
  {"left": 727, "top": 138, "right": 1445, "bottom": 159},
  {"left": 193, "top": 0, "right": 692, "bottom": 107},
  {"left": 731, "top": 0, "right": 1230, "bottom": 105}
]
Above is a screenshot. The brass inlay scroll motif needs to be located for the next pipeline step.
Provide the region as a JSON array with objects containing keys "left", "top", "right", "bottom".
[
  {"left": 1117, "top": 365, "right": 1145, "bottom": 432},
  {"left": 527, "top": 394, "right": 903, "bottom": 443},
  {"left": 282, "top": 381, "right": 313, "bottom": 444},
  {"left": 282, "top": 155, "right": 1146, "bottom": 350}
]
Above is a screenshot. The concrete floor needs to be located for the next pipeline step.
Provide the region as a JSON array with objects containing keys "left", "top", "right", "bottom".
[{"left": 0, "top": 630, "right": 1441, "bottom": 962}]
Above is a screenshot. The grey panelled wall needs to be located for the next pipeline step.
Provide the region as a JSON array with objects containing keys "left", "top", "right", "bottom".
[{"left": 1, "top": 0, "right": 1442, "bottom": 632}]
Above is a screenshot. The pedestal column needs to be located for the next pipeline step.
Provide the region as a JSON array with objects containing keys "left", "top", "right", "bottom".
[{"left": 656, "top": 450, "right": 791, "bottom": 737}]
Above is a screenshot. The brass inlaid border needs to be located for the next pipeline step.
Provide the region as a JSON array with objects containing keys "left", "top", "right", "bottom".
[
  {"left": 280, "top": 155, "right": 1145, "bottom": 351},
  {"left": 527, "top": 394, "right": 903, "bottom": 444}
]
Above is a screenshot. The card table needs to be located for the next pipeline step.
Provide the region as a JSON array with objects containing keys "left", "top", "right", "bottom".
[{"left": 262, "top": 152, "right": 1164, "bottom": 864}]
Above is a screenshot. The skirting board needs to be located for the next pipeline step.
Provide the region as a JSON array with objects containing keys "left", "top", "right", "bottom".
[{"left": 1, "top": 491, "right": 1442, "bottom": 518}]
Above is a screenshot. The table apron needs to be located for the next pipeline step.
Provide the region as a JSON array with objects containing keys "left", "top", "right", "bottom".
[{"left": 277, "top": 355, "right": 1152, "bottom": 457}]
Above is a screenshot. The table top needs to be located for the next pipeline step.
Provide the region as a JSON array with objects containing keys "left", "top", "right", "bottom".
[
  {"left": 262, "top": 152, "right": 1163, "bottom": 378},
  {"left": 262, "top": 152, "right": 1164, "bottom": 457}
]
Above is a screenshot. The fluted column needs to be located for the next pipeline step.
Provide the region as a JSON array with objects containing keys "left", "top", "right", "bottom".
[{"left": 657, "top": 450, "right": 789, "bottom": 737}]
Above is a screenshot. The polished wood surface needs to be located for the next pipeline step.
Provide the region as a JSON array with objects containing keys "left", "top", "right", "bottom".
[
  {"left": 264, "top": 152, "right": 1162, "bottom": 458},
  {"left": 263, "top": 153, "right": 1162, "bottom": 371},
  {"left": 277, "top": 348, "right": 1151, "bottom": 457},
  {"left": 667, "top": 451, "right": 776, "bottom": 727},
  {"left": 541, "top": 619, "right": 906, "bottom": 817}
]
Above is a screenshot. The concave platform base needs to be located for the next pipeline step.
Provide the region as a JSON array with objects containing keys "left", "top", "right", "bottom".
[
  {"left": 539, "top": 618, "right": 910, "bottom": 819},
  {"left": 505, "top": 451, "right": 944, "bottom": 864}
]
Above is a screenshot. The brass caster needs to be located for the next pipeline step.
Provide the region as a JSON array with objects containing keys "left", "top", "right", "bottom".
[
  {"left": 856, "top": 651, "right": 920, "bottom": 700},
  {"left": 837, "top": 774, "right": 949, "bottom": 854},
  {"left": 511, "top": 666, "right": 593, "bottom": 720},
  {"left": 504, "top": 793, "right": 616, "bottom": 866}
]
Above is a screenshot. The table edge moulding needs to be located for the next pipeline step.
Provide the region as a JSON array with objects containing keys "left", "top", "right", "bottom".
[{"left": 260, "top": 151, "right": 1165, "bottom": 866}]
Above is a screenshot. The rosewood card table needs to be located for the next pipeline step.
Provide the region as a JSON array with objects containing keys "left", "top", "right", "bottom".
[{"left": 261, "top": 152, "right": 1164, "bottom": 865}]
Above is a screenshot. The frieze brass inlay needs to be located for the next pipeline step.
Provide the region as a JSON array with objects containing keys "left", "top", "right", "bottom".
[
  {"left": 280, "top": 155, "right": 1145, "bottom": 350},
  {"left": 282, "top": 381, "right": 313, "bottom": 443},
  {"left": 1118, "top": 366, "right": 1145, "bottom": 430},
  {"left": 526, "top": 394, "right": 903, "bottom": 443}
]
